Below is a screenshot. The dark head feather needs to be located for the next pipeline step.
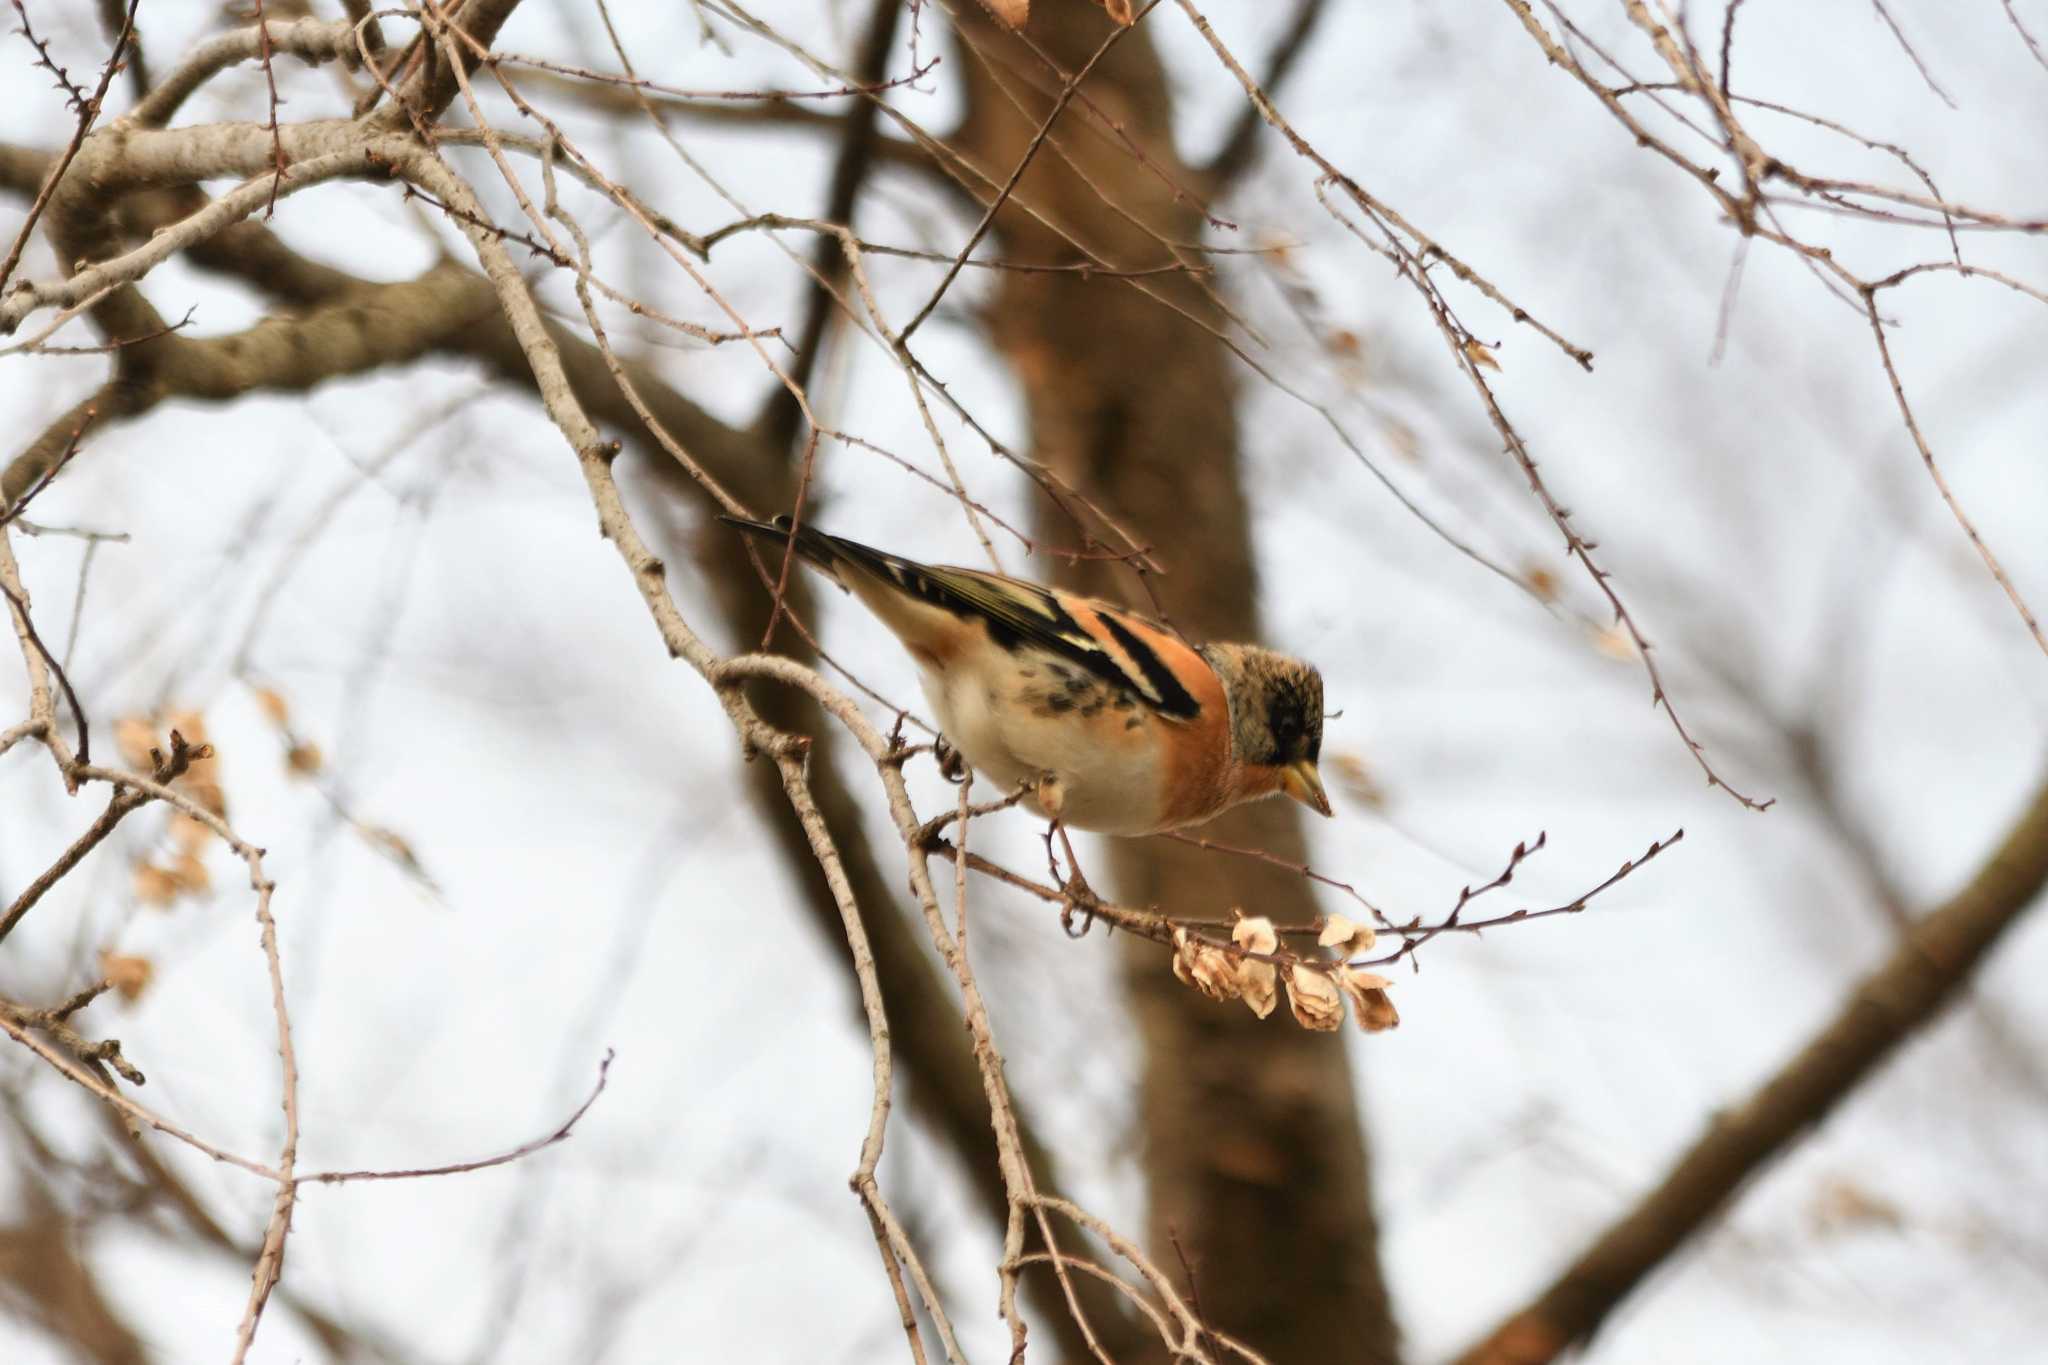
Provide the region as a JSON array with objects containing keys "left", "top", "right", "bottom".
[{"left": 1199, "top": 644, "right": 1324, "bottom": 768}]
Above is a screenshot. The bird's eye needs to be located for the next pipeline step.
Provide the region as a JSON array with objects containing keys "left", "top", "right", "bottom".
[{"left": 1270, "top": 703, "right": 1300, "bottom": 748}]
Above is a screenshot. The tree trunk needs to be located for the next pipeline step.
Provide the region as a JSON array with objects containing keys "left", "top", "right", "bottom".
[{"left": 951, "top": 10, "right": 1399, "bottom": 1360}]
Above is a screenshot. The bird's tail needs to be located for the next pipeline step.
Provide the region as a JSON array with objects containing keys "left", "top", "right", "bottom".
[
  {"left": 720, "top": 515, "right": 961, "bottom": 610},
  {"left": 719, "top": 514, "right": 892, "bottom": 597},
  {"left": 718, "top": 514, "right": 840, "bottom": 568}
]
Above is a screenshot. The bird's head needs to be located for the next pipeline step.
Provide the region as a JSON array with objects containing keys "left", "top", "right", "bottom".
[{"left": 1201, "top": 643, "right": 1331, "bottom": 818}]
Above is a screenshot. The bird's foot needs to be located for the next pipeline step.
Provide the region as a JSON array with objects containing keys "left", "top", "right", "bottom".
[
  {"left": 1059, "top": 872, "right": 1101, "bottom": 937},
  {"left": 933, "top": 735, "right": 969, "bottom": 784},
  {"left": 1046, "top": 818, "right": 1103, "bottom": 939}
]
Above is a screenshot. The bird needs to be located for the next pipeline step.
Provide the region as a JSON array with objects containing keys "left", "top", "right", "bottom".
[{"left": 721, "top": 515, "right": 1331, "bottom": 841}]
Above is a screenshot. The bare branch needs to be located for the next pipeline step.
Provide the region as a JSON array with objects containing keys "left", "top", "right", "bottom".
[
  {"left": 759, "top": 0, "right": 906, "bottom": 452},
  {"left": 130, "top": 15, "right": 360, "bottom": 128},
  {"left": 1203, "top": 0, "right": 1328, "bottom": 192},
  {"left": 0, "top": 524, "right": 84, "bottom": 776},
  {"left": 898, "top": 1, "right": 1157, "bottom": 343},
  {"left": 0, "top": 732, "right": 205, "bottom": 945},
  {"left": 2003, "top": 0, "right": 2048, "bottom": 73},
  {"left": 300, "top": 1051, "right": 614, "bottom": 1185},
  {"left": 1458, "top": 773, "right": 2048, "bottom": 1364},
  {"left": 1501, "top": 0, "right": 2048, "bottom": 668},
  {"left": 1868, "top": 0, "right": 1956, "bottom": 107},
  {"left": 0, "top": 1006, "right": 281, "bottom": 1181},
  {"left": 0, "top": 0, "right": 136, "bottom": 297}
]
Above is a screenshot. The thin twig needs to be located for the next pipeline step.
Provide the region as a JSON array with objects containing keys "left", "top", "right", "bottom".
[
  {"left": 250, "top": 0, "right": 291, "bottom": 217},
  {"left": 0, "top": 786, "right": 142, "bottom": 944},
  {"left": 0, "top": 529, "right": 88, "bottom": 770},
  {"left": 897, "top": 2, "right": 1159, "bottom": 343},
  {"left": 0, "top": 0, "right": 138, "bottom": 296},
  {"left": 300, "top": 1051, "right": 614, "bottom": 1184},
  {"left": 0, "top": 1007, "right": 280, "bottom": 1177},
  {"left": 1868, "top": 0, "right": 1956, "bottom": 107}
]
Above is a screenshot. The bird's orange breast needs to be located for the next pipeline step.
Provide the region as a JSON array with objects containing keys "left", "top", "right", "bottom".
[{"left": 1060, "top": 604, "right": 1236, "bottom": 831}]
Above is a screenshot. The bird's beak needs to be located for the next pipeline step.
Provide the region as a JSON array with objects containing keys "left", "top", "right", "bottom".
[{"left": 1280, "top": 760, "right": 1332, "bottom": 818}]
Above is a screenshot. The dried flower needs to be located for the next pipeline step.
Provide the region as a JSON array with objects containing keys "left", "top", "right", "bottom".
[
  {"left": 1172, "top": 928, "right": 1243, "bottom": 1003},
  {"left": 166, "top": 851, "right": 210, "bottom": 896},
  {"left": 1328, "top": 752, "right": 1388, "bottom": 810},
  {"left": 98, "top": 950, "right": 155, "bottom": 1002},
  {"left": 1232, "top": 915, "right": 1278, "bottom": 1019},
  {"left": 165, "top": 711, "right": 227, "bottom": 815},
  {"left": 1337, "top": 967, "right": 1400, "bottom": 1033},
  {"left": 115, "top": 716, "right": 158, "bottom": 769},
  {"left": 1592, "top": 624, "right": 1639, "bottom": 661},
  {"left": 1317, "top": 912, "right": 1377, "bottom": 959},
  {"left": 253, "top": 688, "right": 291, "bottom": 727},
  {"left": 1286, "top": 965, "right": 1345, "bottom": 1031},
  {"left": 133, "top": 863, "right": 179, "bottom": 907},
  {"left": 361, "top": 825, "right": 416, "bottom": 865},
  {"left": 169, "top": 813, "right": 213, "bottom": 852},
  {"left": 1809, "top": 1176, "right": 1903, "bottom": 1235}
]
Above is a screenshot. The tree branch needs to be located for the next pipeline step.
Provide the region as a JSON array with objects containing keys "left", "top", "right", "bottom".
[
  {"left": 0, "top": 1179, "right": 146, "bottom": 1365},
  {"left": 0, "top": 0, "right": 136, "bottom": 298},
  {"left": 1201, "top": 0, "right": 1328, "bottom": 193},
  {"left": 129, "top": 16, "right": 361, "bottom": 128},
  {"left": 0, "top": 103, "right": 1128, "bottom": 1354},
  {"left": 1458, "top": 769, "right": 2048, "bottom": 1365},
  {"left": 756, "top": 0, "right": 905, "bottom": 453},
  {"left": 513, "top": 67, "right": 952, "bottom": 183}
]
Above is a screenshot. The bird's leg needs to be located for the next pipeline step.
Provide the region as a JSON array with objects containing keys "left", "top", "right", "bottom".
[
  {"left": 1047, "top": 821, "right": 1099, "bottom": 939},
  {"left": 1034, "top": 772, "right": 1101, "bottom": 937}
]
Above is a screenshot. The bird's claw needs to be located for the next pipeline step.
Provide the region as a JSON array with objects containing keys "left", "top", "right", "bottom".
[
  {"left": 934, "top": 735, "right": 968, "bottom": 784},
  {"left": 1058, "top": 871, "right": 1101, "bottom": 938},
  {"left": 1047, "top": 815, "right": 1104, "bottom": 938}
]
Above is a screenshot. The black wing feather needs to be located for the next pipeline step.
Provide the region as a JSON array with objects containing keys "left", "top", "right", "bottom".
[{"left": 719, "top": 515, "right": 1199, "bottom": 718}]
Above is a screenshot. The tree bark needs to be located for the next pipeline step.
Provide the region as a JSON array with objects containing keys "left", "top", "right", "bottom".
[
  {"left": 950, "top": 9, "right": 1399, "bottom": 1360},
  {"left": 0, "top": 1183, "right": 146, "bottom": 1365}
]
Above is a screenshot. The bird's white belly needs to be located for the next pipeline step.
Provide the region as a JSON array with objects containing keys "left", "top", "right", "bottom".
[{"left": 918, "top": 663, "right": 1163, "bottom": 835}]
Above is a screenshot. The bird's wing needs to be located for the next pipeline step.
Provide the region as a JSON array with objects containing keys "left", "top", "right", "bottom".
[
  {"left": 923, "top": 568, "right": 1206, "bottom": 718},
  {"left": 719, "top": 516, "right": 1206, "bottom": 719},
  {"left": 838, "top": 540, "right": 1205, "bottom": 719}
]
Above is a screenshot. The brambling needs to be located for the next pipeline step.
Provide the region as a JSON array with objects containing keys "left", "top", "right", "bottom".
[{"left": 724, "top": 516, "right": 1331, "bottom": 837}]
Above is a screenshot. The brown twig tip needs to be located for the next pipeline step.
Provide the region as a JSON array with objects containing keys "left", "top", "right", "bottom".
[
  {"left": 147, "top": 728, "right": 211, "bottom": 783},
  {"left": 1152, "top": 826, "right": 1686, "bottom": 1005},
  {"left": 83, "top": 1035, "right": 145, "bottom": 1085},
  {"left": 1, "top": 987, "right": 148, "bottom": 1085},
  {"left": 50, "top": 977, "right": 116, "bottom": 1021},
  {"left": 299, "top": 1048, "right": 614, "bottom": 1187}
]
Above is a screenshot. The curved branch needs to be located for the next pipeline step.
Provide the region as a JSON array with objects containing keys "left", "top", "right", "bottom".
[
  {"left": 511, "top": 68, "right": 952, "bottom": 183},
  {"left": 129, "top": 17, "right": 362, "bottom": 128},
  {"left": 1458, "top": 770, "right": 2048, "bottom": 1365}
]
